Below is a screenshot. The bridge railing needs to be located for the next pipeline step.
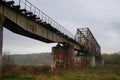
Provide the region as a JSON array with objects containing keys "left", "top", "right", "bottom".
[{"left": 4, "top": 0, "right": 75, "bottom": 39}]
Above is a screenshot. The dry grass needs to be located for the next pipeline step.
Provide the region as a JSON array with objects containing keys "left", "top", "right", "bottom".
[{"left": 2, "top": 65, "right": 120, "bottom": 80}]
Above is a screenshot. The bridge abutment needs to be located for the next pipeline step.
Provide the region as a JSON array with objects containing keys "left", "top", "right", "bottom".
[{"left": 52, "top": 43, "right": 75, "bottom": 70}]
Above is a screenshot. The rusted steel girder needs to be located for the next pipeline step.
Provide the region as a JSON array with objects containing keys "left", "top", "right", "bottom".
[
  {"left": 75, "top": 28, "right": 102, "bottom": 66},
  {"left": 75, "top": 28, "right": 101, "bottom": 57}
]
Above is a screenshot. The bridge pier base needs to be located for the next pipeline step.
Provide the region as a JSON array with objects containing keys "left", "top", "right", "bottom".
[
  {"left": 90, "top": 55, "right": 95, "bottom": 67},
  {"left": 75, "top": 52, "right": 90, "bottom": 67},
  {"left": 75, "top": 52, "right": 103, "bottom": 67},
  {"left": 52, "top": 43, "right": 75, "bottom": 70},
  {"left": 95, "top": 57, "right": 103, "bottom": 66}
]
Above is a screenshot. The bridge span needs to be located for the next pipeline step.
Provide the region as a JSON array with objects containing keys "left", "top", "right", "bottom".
[{"left": 0, "top": 0, "right": 102, "bottom": 70}]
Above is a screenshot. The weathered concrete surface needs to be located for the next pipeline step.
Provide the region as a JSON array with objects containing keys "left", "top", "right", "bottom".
[
  {"left": 95, "top": 57, "right": 103, "bottom": 66},
  {"left": 52, "top": 44, "right": 75, "bottom": 70},
  {"left": 75, "top": 53, "right": 90, "bottom": 67},
  {"left": 90, "top": 55, "right": 95, "bottom": 67},
  {"left": 0, "top": 14, "right": 4, "bottom": 54}
]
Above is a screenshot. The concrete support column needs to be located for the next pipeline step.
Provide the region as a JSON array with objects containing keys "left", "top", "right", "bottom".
[
  {"left": 90, "top": 55, "right": 95, "bottom": 67},
  {"left": 0, "top": 26, "right": 3, "bottom": 56},
  {"left": 102, "top": 59, "right": 104, "bottom": 66},
  {"left": 52, "top": 43, "right": 75, "bottom": 70},
  {"left": 0, "top": 14, "right": 4, "bottom": 55},
  {"left": 0, "top": 14, "right": 5, "bottom": 80},
  {"left": 96, "top": 57, "right": 103, "bottom": 66},
  {"left": 0, "top": 25, "right": 3, "bottom": 80}
]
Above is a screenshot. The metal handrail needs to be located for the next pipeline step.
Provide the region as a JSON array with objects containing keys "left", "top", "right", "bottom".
[{"left": 16, "top": 0, "right": 75, "bottom": 39}]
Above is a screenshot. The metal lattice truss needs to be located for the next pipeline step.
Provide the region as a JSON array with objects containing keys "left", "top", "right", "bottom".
[{"left": 75, "top": 28, "right": 101, "bottom": 57}]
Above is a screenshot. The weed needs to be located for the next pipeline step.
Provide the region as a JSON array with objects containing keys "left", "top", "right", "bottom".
[{"left": 2, "top": 65, "right": 120, "bottom": 80}]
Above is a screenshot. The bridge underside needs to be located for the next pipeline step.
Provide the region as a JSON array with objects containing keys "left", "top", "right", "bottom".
[{"left": 3, "top": 18, "right": 54, "bottom": 43}]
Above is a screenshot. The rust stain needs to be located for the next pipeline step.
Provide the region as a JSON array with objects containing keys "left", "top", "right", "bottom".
[
  {"left": 27, "top": 23, "right": 37, "bottom": 33},
  {"left": 52, "top": 44, "right": 75, "bottom": 70}
]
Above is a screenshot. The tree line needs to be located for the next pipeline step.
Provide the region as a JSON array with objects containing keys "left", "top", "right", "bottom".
[
  {"left": 1, "top": 51, "right": 120, "bottom": 66},
  {"left": 102, "top": 51, "right": 120, "bottom": 65}
]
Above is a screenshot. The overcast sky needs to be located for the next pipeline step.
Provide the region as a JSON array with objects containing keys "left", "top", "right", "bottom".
[{"left": 3, "top": 0, "right": 120, "bottom": 54}]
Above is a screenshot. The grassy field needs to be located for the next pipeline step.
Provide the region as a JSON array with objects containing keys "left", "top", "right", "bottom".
[{"left": 2, "top": 65, "right": 120, "bottom": 80}]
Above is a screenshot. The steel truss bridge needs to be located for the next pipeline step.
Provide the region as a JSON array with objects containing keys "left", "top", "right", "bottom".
[{"left": 0, "top": 0, "right": 102, "bottom": 69}]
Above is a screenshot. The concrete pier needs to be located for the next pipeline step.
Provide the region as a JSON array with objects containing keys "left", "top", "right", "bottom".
[
  {"left": 52, "top": 43, "right": 75, "bottom": 70},
  {"left": 90, "top": 55, "right": 95, "bottom": 67},
  {"left": 75, "top": 52, "right": 90, "bottom": 67}
]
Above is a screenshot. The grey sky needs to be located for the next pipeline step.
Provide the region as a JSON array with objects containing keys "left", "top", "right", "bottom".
[{"left": 3, "top": 0, "right": 120, "bottom": 54}]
